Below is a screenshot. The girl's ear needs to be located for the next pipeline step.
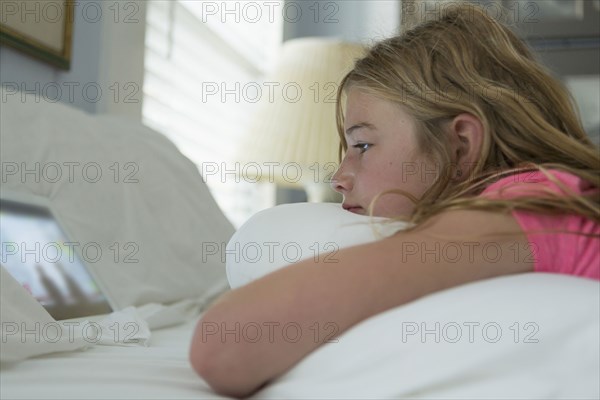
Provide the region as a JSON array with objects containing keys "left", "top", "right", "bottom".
[{"left": 448, "top": 113, "right": 484, "bottom": 180}]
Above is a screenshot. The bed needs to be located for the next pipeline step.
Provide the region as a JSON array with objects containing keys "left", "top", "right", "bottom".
[
  {"left": 1, "top": 88, "right": 598, "bottom": 399},
  {"left": 2, "top": 273, "right": 599, "bottom": 400}
]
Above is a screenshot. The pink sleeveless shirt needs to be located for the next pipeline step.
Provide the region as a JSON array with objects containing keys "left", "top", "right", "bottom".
[{"left": 480, "top": 170, "right": 599, "bottom": 280}]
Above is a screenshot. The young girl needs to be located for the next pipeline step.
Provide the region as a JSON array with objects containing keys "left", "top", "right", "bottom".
[{"left": 190, "top": 4, "right": 599, "bottom": 397}]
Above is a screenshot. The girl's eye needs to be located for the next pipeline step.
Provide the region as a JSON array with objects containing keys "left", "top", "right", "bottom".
[{"left": 352, "top": 143, "right": 372, "bottom": 154}]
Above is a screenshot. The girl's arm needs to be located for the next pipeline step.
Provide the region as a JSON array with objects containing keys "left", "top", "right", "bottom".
[{"left": 190, "top": 209, "right": 533, "bottom": 398}]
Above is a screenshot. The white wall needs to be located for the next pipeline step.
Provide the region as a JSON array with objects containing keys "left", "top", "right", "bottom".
[
  {"left": 0, "top": 0, "right": 146, "bottom": 119},
  {"left": 283, "top": 0, "right": 400, "bottom": 43}
]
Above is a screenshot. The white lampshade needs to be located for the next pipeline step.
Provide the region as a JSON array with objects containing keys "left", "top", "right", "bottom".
[{"left": 239, "top": 38, "right": 365, "bottom": 201}]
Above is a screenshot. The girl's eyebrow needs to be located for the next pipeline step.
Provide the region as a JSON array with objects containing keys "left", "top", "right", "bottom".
[{"left": 345, "top": 122, "right": 376, "bottom": 136}]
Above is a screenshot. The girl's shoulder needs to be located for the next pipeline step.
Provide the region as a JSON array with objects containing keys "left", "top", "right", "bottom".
[
  {"left": 480, "top": 169, "right": 597, "bottom": 200},
  {"left": 479, "top": 168, "right": 599, "bottom": 280}
]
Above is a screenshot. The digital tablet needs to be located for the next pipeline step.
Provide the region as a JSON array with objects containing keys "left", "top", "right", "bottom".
[{"left": 0, "top": 190, "right": 115, "bottom": 320}]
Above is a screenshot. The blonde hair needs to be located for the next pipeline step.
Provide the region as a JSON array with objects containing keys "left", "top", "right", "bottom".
[{"left": 335, "top": 3, "right": 600, "bottom": 230}]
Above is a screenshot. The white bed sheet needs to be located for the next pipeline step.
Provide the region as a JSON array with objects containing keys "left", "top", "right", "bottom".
[{"left": 0, "top": 317, "right": 230, "bottom": 400}]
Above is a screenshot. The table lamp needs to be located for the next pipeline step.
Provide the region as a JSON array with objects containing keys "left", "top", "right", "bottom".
[{"left": 239, "top": 37, "right": 366, "bottom": 202}]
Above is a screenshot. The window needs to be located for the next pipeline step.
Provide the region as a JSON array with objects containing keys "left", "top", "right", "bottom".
[{"left": 143, "top": 1, "right": 283, "bottom": 227}]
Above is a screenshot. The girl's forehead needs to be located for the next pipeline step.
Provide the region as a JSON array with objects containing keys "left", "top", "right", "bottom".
[
  {"left": 345, "top": 89, "right": 413, "bottom": 123},
  {"left": 346, "top": 90, "right": 387, "bottom": 115}
]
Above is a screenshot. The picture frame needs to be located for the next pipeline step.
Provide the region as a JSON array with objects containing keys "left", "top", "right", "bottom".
[{"left": 0, "top": 0, "right": 74, "bottom": 70}]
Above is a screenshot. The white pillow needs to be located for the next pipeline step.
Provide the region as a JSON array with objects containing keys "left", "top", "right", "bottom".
[
  {"left": 256, "top": 273, "right": 599, "bottom": 399},
  {"left": 226, "top": 202, "right": 407, "bottom": 288},
  {"left": 0, "top": 88, "right": 234, "bottom": 309}
]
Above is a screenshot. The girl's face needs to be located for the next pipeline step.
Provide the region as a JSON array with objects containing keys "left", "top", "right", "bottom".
[{"left": 331, "top": 88, "right": 437, "bottom": 217}]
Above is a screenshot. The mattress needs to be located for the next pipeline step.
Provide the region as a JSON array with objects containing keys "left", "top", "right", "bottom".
[{"left": 0, "top": 317, "right": 230, "bottom": 400}]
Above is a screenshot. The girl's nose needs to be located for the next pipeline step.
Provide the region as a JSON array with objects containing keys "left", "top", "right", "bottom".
[{"left": 330, "top": 164, "right": 353, "bottom": 194}]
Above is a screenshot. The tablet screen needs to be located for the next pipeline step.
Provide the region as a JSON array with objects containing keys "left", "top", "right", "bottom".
[{"left": 0, "top": 200, "right": 112, "bottom": 320}]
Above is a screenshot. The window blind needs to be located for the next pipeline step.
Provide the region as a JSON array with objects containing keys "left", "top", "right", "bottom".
[{"left": 143, "top": 0, "right": 282, "bottom": 227}]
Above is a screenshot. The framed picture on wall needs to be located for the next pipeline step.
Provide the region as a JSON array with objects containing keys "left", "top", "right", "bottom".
[{"left": 0, "top": 0, "right": 74, "bottom": 70}]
